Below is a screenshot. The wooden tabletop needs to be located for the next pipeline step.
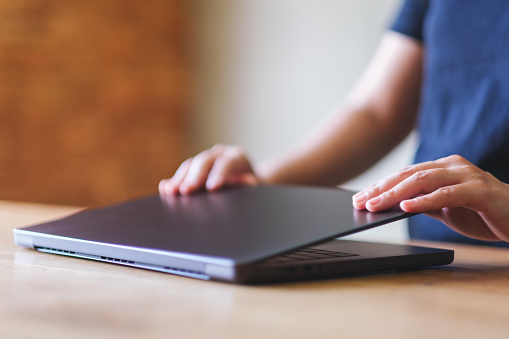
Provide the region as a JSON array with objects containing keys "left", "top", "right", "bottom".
[{"left": 1, "top": 200, "right": 509, "bottom": 339}]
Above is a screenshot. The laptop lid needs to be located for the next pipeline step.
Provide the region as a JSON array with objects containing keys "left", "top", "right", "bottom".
[{"left": 14, "top": 185, "right": 415, "bottom": 266}]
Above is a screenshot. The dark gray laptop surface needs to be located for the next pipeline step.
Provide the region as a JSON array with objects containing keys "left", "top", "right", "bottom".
[{"left": 14, "top": 185, "right": 453, "bottom": 284}]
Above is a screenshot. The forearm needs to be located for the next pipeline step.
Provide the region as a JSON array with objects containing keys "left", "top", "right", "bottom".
[
  {"left": 255, "top": 32, "right": 422, "bottom": 187},
  {"left": 159, "top": 31, "right": 422, "bottom": 195},
  {"left": 255, "top": 103, "right": 413, "bottom": 187}
]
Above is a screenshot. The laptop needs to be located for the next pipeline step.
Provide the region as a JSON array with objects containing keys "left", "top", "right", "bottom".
[{"left": 13, "top": 185, "right": 454, "bottom": 284}]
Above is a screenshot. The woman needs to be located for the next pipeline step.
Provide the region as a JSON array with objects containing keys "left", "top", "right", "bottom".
[{"left": 159, "top": 0, "right": 509, "bottom": 245}]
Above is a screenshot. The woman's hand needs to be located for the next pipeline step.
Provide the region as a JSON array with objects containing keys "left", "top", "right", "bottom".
[
  {"left": 159, "top": 144, "right": 259, "bottom": 195},
  {"left": 352, "top": 155, "right": 509, "bottom": 242}
]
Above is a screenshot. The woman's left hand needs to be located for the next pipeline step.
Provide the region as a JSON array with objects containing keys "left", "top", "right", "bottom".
[{"left": 352, "top": 155, "right": 509, "bottom": 242}]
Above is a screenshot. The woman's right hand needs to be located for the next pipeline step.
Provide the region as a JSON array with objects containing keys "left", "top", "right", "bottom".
[{"left": 158, "top": 144, "right": 259, "bottom": 195}]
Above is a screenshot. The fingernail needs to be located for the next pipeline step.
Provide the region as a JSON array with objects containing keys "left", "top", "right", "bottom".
[
  {"left": 401, "top": 199, "right": 416, "bottom": 209},
  {"left": 158, "top": 180, "right": 167, "bottom": 194},
  {"left": 206, "top": 177, "right": 221, "bottom": 190},
  {"left": 367, "top": 196, "right": 382, "bottom": 206},
  {"left": 179, "top": 183, "right": 190, "bottom": 195},
  {"left": 163, "top": 181, "right": 179, "bottom": 195},
  {"left": 159, "top": 180, "right": 173, "bottom": 195},
  {"left": 205, "top": 181, "right": 217, "bottom": 190}
]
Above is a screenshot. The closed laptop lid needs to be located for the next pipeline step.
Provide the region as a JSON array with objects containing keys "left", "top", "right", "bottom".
[{"left": 18, "top": 185, "right": 415, "bottom": 265}]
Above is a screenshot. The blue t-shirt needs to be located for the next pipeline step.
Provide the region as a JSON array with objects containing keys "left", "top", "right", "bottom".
[{"left": 391, "top": 0, "right": 509, "bottom": 247}]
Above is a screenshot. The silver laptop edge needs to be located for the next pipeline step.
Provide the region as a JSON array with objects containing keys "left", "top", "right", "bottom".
[{"left": 14, "top": 229, "right": 237, "bottom": 281}]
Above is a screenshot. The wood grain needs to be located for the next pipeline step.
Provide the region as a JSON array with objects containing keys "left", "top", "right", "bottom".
[{"left": 2, "top": 200, "right": 509, "bottom": 339}]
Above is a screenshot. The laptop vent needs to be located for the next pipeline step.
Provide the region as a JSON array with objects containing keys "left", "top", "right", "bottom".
[
  {"left": 36, "top": 246, "right": 135, "bottom": 264},
  {"left": 162, "top": 266, "right": 204, "bottom": 276},
  {"left": 35, "top": 246, "right": 209, "bottom": 280},
  {"left": 100, "top": 256, "right": 135, "bottom": 264},
  {"left": 37, "top": 246, "right": 75, "bottom": 255}
]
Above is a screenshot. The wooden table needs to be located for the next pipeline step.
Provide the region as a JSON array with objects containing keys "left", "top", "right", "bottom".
[{"left": 1, "top": 200, "right": 509, "bottom": 339}]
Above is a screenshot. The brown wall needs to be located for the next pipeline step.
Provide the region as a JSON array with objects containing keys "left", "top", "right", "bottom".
[{"left": 0, "top": 1, "right": 194, "bottom": 206}]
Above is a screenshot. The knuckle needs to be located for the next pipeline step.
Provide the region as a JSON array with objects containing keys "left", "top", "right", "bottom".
[
  {"left": 383, "top": 189, "right": 397, "bottom": 199},
  {"left": 194, "top": 149, "right": 212, "bottom": 162},
  {"left": 446, "top": 154, "right": 461, "bottom": 161},
  {"left": 395, "top": 166, "right": 414, "bottom": 179},
  {"left": 437, "top": 186, "right": 455, "bottom": 198},
  {"left": 460, "top": 164, "right": 490, "bottom": 186},
  {"left": 415, "top": 193, "right": 431, "bottom": 205},
  {"left": 446, "top": 154, "right": 467, "bottom": 164},
  {"left": 464, "top": 164, "right": 481, "bottom": 176},
  {"left": 224, "top": 145, "right": 246, "bottom": 159},
  {"left": 230, "top": 145, "right": 245, "bottom": 155},
  {"left": 412, "top": 170, "right": 431, "bottom": 182},
  {"left": 181, "top": 158, "right": 192, "bottom": 167},
  {"left": 368, "top": 185, "right": 382, "bottom": 196},
  {"left": 175, "top": 158, "right": 192, "bottom": 173},
  {"left": 211, "top": 143, "right": 226, "bottom": 152},
  {"left": 192, "top": 151, "right": 218, "bottom": 169},
  {"left": 473, "top": 173, "right": 491, "bottom": 190}
]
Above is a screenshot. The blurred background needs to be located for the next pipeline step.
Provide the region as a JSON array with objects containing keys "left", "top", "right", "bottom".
[
  {"left": 0, "top": 0, "right": 413, "bottom": 241},
  {"left": 0, "top": 1, "right": 194, "bottom": 206}
]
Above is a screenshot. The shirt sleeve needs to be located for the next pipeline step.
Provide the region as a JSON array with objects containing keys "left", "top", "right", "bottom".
[{"left": 390, "top": 0, "right": 428, "bottom": 42}]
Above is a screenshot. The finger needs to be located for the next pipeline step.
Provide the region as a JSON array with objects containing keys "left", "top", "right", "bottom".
[
  {"left": 206, "top": 147, "right": 255, "bottom": 190},
  {"left": 159, "top": 158, "right": 192, "bottom": 195},
  {"left": 365, "top": 168, "right": 460, "bottom": 212},
  {"left": 397, "top": 167, "right": 496, "bottom": 213},
  {"left": 227, "top": 173, "right": 259, "bottom": 186},
  {"left": 353, "top": 159, "right": 450, "bottom": 209},
  {"left": 180, "top": 149, "right": 220, "bottom": 194},
  {"left": 398, "top": 185, "right": 469, "bottom": 213},
  {"left": 424, "top": 208, "right": 500, "bottom": 242},
  {"left": 158, "top": 179, "right": 172, "bottom": 195}
]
